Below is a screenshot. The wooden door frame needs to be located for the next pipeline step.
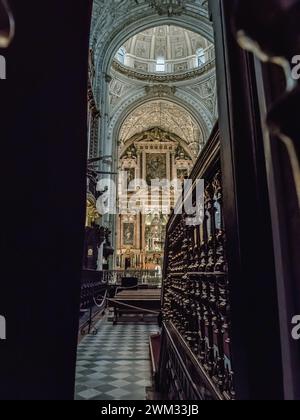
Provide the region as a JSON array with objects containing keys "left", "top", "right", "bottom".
[
  {"left": 209, "top": 0, "right": 284, "bottom": 400},
  {"left": 0, "top": 0, "right": 295, "bottom": 401},
  {"left": 0, "top": 0, "right": 92, "bottom": 400}
]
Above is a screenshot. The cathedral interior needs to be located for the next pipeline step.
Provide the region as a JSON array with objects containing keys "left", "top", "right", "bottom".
[{"left": 0, "top": 0, "right": 300, "bottom": 402}]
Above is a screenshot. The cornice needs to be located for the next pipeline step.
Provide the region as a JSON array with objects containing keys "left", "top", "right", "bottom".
[{"left": 111, "top": 59, "right": 215, "bottom": 83}]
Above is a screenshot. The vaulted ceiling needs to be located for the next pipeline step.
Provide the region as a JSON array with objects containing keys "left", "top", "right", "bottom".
[
  {"left": 124, "top": 25, "right": 208, "bottom": 61},
  {"left": 89, "top": 0, "right": 217, "bottom": 164},
  {"left": 119, "top": 100, "right": 203, "bottom": 157}
]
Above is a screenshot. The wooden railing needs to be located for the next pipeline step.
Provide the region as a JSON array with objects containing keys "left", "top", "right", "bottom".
[{"left": 159, "top": 125, "right": 235, "bottom": 400}]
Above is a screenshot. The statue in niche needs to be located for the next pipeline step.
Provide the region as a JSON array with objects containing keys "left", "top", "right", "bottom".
[
  {"left": 148, "top": 127, "right": 170, "bottom": 142},
  {"left": 175, "top": 146, "right": 193, "bottom": 181},
  {"left": 177, "top": 168, "right": 189, "bottom": 183},
  {"left": 175, "top": 146, "right": 188, "bottom": 160},
  {"left": 122, "top": 146, "right": 137, "bottom": 167},
  {"left": 152, "top": 127, "right": 161, "bottom": 141},
  {"left": 177, "top": 151, "right": 187, "bottom": 161},
  {"left": 126, "top": 145, "right": 137, "bottom": 159}
]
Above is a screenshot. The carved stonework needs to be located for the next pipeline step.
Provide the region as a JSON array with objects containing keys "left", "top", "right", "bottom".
[
  {"left": 88, "top": 50, "right": 100, "bottom": 118},
  {"left": 175, "top": 145, "right": 194, "bottom": 165},
  {"left": 112, "top": 59, "right": 215, "bottom": 83},
  {"left": 149, "top": 0, "right": 185, "bottom": 16},
  {"left": 119, "top": 100, "right": 203, "bottom": 148},
  {"left": 88, "top": 83, "right": 100, "bottom": 118},
  {"left": 188, "top": 75, "right": 217, "bottom": 117},
  {"left": 145, "top": 85, "right": 176, "bottom": 97},
  {"left": 120, "top": 25, "right": 214, "bottom": 74}
]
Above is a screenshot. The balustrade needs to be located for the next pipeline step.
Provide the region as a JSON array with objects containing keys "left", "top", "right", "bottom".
[{"left": 102, "top": 269, "right": 162, "bottom": 287}]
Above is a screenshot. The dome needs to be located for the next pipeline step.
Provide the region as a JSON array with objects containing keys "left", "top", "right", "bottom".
[{"left": 115, "top": 25, "right": 214, "bottom": 75}]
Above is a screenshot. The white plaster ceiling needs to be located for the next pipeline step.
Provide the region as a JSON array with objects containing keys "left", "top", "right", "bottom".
[
  {"left": 124, "top": 25, "right": 209, "bottom": 60},
  {"left": 119, "top": 25, "right": 212, "bottom": 74},
  {"left": 119, "top": 100, "right": 203, "bottom": 155}
]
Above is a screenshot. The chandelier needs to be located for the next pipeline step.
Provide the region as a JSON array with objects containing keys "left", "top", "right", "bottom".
[{"left": 149, "top": 0, "right": 185, "bottom": 16}]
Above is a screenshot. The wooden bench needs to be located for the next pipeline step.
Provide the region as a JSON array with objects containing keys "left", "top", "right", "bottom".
[{"left": 111, "top": 289, "right": 161, "bottom": 324}]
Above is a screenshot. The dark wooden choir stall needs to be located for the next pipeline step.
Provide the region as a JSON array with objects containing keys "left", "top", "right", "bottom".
[{"left": 157, "top": 125, "right": 234, "bottom": 400}]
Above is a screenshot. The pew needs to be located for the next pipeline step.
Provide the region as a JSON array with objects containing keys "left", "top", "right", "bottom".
[{"left": 111, "top": 289, "right": 161, "bottom": 324}]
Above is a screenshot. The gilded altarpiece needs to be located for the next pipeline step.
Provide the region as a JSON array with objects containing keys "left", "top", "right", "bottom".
[{"left": 117, "top": 128, "right": 194, "bottom": 270}]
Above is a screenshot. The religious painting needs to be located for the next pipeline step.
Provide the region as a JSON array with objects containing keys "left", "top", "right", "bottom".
[
  {"left": 123, "top": 223, "right": 134, "bottom": 246},
  {"left": 146, "top": 154, "right": 167, "bottom": 185}
]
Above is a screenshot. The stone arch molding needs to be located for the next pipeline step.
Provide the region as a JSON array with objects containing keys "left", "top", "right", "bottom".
[
  {"left": 108, "top": 67, "right": 216, "bottom": 133},
  {"left": 91, "top": 0, "right": 214, "bottom": 101}
]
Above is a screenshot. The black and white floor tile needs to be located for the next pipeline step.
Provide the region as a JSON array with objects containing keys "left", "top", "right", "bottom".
[{"left": 75, "top": 318, "right": 159, "bottom": 401}]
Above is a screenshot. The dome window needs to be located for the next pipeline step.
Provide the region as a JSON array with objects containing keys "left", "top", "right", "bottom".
[
  {"left": 156, "top": 57, "right": 166, "bottom": 72},
  {"left": 197, "top": 48, "right": 206, "bottom": 67},
  {"left": 116, "top": 47, "right": 126, "bottom": 65}
]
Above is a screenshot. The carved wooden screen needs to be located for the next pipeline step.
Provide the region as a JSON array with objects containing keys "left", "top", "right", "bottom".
[{"left": 159, "top": 125, "right": 235, "bottom": 400}]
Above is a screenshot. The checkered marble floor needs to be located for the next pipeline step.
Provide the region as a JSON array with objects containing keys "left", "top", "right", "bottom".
[{"left": 75, "top": 318, "right": 159, "bottom": 401}]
